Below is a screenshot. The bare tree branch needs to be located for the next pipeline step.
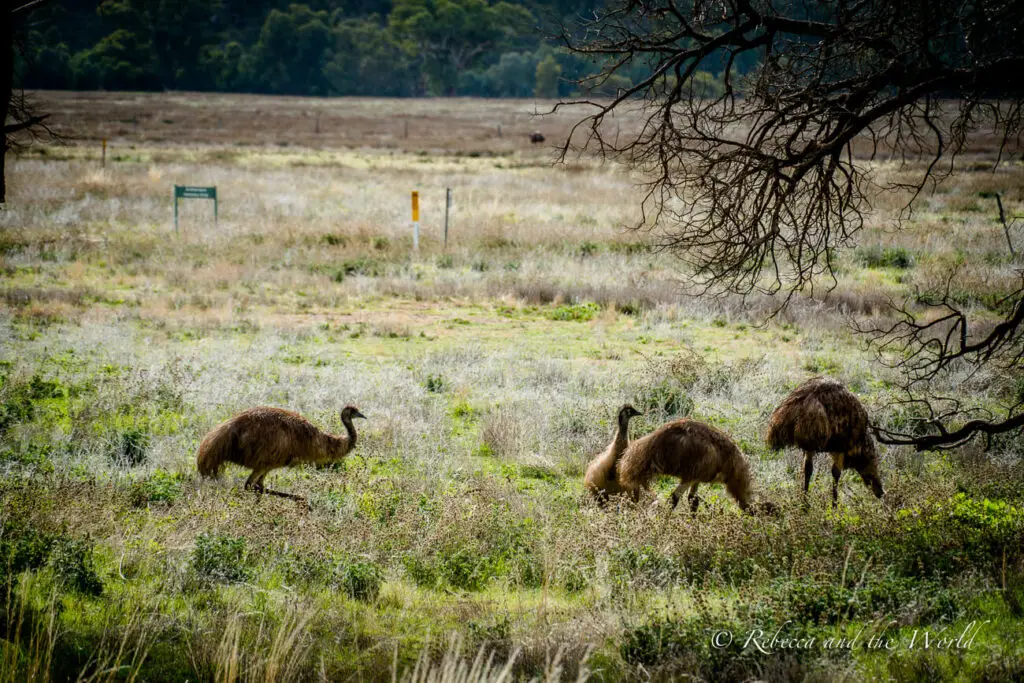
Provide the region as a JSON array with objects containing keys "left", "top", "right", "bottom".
[{"left": 558, "top": 0, "right": 1024, "bottom": 451}]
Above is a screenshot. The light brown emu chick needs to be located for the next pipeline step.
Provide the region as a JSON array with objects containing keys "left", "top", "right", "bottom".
[
  {"left": 618, "top": 419, "right": 755, "bottom": 513},
  {"left": 767, "top": 377, "right": 884, "bottom": 506},
  {"left": 197, "top": 405, "right": 366, "bottom": 502},
  {"left": 584, "top": 405, "right": 642, "bottom": 503}
]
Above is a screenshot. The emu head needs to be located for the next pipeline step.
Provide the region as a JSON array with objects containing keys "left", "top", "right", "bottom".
[
  {"left": 856, "top": 462, "right": 884, "bottom": 499},
  {"left": 617, "top": 404, "right": 641, "bottom": 427},
  {"left": 340, "top": 405, "right": 367, "bottom": 423}
]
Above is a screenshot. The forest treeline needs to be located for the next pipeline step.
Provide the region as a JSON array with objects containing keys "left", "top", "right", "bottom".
[{"left": 16, "top": 0, "right": 730, "bottom": 98}]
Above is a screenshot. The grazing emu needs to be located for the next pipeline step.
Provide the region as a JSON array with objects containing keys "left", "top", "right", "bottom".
[
  {"left": 584, "top": 404, "right": 642, "bottom": 503},
  {"left": 767, "top": 377, "right": 884, "bottom": 506},
  {"left": 618, "top": 419, "right": 756, "bottom": 513},
  {"left": 197, "top": 405, "right": 366, "bottom": 502},
  {"left": 529, "top": 131, "right": 545, "bottom": 143}
]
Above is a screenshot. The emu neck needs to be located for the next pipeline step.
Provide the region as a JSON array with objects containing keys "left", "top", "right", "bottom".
[
  {"left": 611, "top": 418, "right": 630, "bottom": 458},
  {"left": 340, "top": 415, "right": 357, "bottom": 454},
  {"left": 599, "top": 417, "right": 632, "bottom": 473}
]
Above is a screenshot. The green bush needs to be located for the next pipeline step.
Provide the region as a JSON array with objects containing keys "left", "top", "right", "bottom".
[
  {"left": 191, "top": 533, "right": 251, "bottom": 584},
  {"left": 129, "top": 469, "right": 183, "bottom": 506},
  {"left": 548, "top": 302, "right": 600, "bottom": 321},
  {"left": 467, "top": 615, "right": 511, "bottom": 652},
  {"left": 283, "top": 552, "right": 332, "bottom": 586},
  {"left": 637, "top": 378, "right": 694, "bottom": 417},
  {"left": 50, "top": 537, "right": 103, "bottom": 596},
  {"left": 424, "top": 374, "right": 446, "bottom": 393},
  {"left": 0, "top": 521, "right": 55, "bottom": 591},
  {"left": 620, "top": 618, "right": 703, "bottom": 667},
  {"left": 439, "top": 547, "right": 492, "bottom": 591},
  {"left": 402, "top": 553, "right": 438, "bottom": 588},
  {"left": 336, "top": 559, "right": 383, "bottom": 601},
  {"left": 110, "top": 427, "right": 150, "bottom": 467},
  {"left": 0, "top": 381, "right": 35, "bottom": 434},
  {"left": 893, "top": 494, "right": 1024, "bottom": 577},
  {"left": 856, "top": 245, "right": 915, "bottom": 269}
]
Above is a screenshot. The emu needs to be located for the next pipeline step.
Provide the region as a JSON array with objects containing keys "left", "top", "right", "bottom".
[
  {"left": 197, "top": 405, "right": 366, "bottom": 502},
  {"left": 584, "top": 404, "right": 642, "bottom": 503},
  {"left": 767, "top": 377, "right": 884, "bottom": 506},
  {"left": 618, "top": 417, "right": 756, "bottom": 513},
  {"left": 529, "top": 131, "right": 545, "bottom": 143}
]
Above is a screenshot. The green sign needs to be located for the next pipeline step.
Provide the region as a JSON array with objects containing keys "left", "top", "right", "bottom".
[
  {"left": 173, "top": 185, "right": 218, "bottom": 232},
  {"left": 175, "top": 185, "right": 216, "bottom": 199}
]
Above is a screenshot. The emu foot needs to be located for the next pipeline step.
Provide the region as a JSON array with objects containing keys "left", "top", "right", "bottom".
[{"left": 689, "top": 495, "right": 701, "bottom": 513}]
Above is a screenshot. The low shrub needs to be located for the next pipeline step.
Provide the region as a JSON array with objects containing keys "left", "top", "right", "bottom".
[
  {"left": 110, "top": 428, "right": 150, "bottom": 467},
  {"left": 548, "top": 302, "right": 600, "bottom": 322},
  {"left": 637, "top": 378, "right": 694, "bottom": 417},
  {"left": 856, "top": 245, "right": 915, "bottom": 269},
  {"left": 336, "top": 559, "right": 383, "bottom": 601},
  {"left": 129, "top": 469, "right": 183, "bottom": 506},
  {"left": 0, "top": 521, "right": 54, "bottom": 591},
  {"left": 191, "top": 533, "right": 251, "bottom": 584},
  {"left": 50, "top": 537, "right": 103, "bottom": 596},
  {"left": 423, "top": 374, "right": 446, "bottom": 393}
]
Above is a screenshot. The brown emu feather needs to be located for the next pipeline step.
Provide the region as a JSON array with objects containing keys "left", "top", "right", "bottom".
[
  {"left": 618, "top": 418, "right": 754, "bottom": 513},
  {"left": 766, "top": 377, "right": 884, "bottom": 505},
  {"left": 197, "top": 405, "right": 365, "bottom": 502}
]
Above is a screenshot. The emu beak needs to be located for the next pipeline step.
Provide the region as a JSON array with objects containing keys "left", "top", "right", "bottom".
[{"left": 353, "top": 409, "right": 367, "bottom": 420}]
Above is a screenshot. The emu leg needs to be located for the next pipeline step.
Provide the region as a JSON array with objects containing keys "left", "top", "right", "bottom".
[
  {"left": 249, "top": 470, "right": 307, "bottom": 506},
  {"left": 687, "top": 483, "right": 701, "bottom": 513},
  {"left": 668, "top": 482, "right": 689, "bottom": 509},
  {"left": 244, "top": 468, "right": 269, "bottom": 494},
  {"left": 831, "top": 465, "right": 842, "bottom": 508},
  {"left": 803, "top": 453, "right": 814, "bottom": 493}
]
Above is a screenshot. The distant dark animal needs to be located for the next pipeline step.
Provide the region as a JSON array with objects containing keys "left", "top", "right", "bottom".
[
  {"left": 767, "top": 377, "right": 884, "bottom": 506},
  {"left": 197, "top": 405, "right": 366, "bottom": 502},
  {"left": 618, "top": 418, "right": 756, "bottom": 513},
  {"left": 584, "top": 404, "right": 642, "bottom": 503},
  {"left": 529, "top": 131, "right": 545, "bottom": 143}
]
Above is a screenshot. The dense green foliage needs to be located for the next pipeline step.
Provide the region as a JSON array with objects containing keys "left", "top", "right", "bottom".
[{"left": 16, "top": 0, "right": 673, "bottom": 97}]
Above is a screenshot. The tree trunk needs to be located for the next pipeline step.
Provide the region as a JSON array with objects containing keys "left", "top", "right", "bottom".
[{"left": 1, "top": 16, "right": 13, "bottom": 204}]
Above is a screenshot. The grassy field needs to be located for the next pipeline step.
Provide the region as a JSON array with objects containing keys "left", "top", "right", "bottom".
[{"left": 1, "top": 92, "right": 1023, "bottom": 681}]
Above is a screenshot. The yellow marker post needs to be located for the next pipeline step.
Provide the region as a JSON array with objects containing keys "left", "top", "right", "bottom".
[{"left": 411, "top": 191, "right": 420, "bottom": 251}]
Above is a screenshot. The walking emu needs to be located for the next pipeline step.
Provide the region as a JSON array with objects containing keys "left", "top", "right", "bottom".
[
  {"left": 767, "top": 377, "right": 884, "bottom": 506},
  {"left": 618, "top": 418, "right": 756, "bottom": 513},
  {"left": 197, "top": 405, "right": 366, "bottom": 502},
  {"left": 584, "top": 404, "right": 642, "bottom": 503}
]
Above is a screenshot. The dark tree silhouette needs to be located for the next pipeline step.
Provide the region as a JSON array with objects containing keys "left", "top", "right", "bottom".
[
  {"left": 558, "top": 0, "right": 1024, "bottom": 450},
  {"left": 3, "top": 0, "right": 55, "bottom": 205}
]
